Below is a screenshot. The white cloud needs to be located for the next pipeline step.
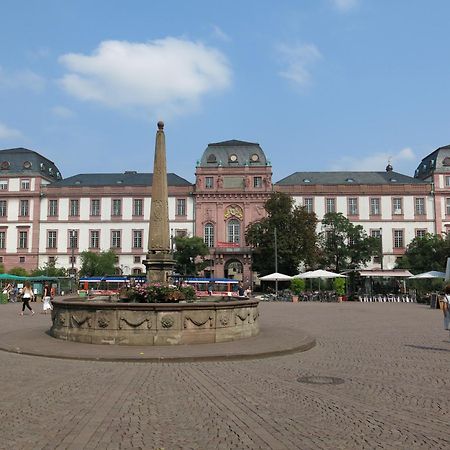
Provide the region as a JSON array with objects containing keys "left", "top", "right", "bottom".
[
  {"left": 0, "top": 122, "right": 23, "bottom": 139},
  {"left": 51, "top": 106, "right": 75, "bottom": 118},
  {"left": 211, "top": 25, "right": 231, "bottom": 42},
  {"left": 330, "top": 147, "right": 416, "bottom": 171},
  {"left": 58, "top": 38, "right": 232, "bottom": 116},
  {"left": 331, "top": 0, "right": 359, "bottom": 12},
  {"left": 277, "top": 43, "right": 322, "bottom": 88},
  {"left": 0, "top": 67, "right": 45, "bottom": 93}
]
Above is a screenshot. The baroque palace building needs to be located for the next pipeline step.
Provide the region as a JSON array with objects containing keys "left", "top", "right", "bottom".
[{"left": 0, "top": 142, "right": 449, "bottom": 281}]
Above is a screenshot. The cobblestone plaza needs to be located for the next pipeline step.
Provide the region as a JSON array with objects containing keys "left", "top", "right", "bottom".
[{"left": 0, "top": 302, "right": 449, "bottom": 449}]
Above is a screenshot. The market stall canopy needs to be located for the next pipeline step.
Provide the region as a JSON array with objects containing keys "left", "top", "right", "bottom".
[
  {"left": 259, "top": 272, "right": 292, "bottom": 281},
  {"left": 0, "top": 273, "right": 27, "bottom": 281},
  {"left": 358, "top": 270, "right": 412, "bottom": 277},
  {"left": 409, "top": 271, "right": 446, "bottom": 279},
  {"left": 293, "top": 269, "right": 347, "bottom": 279}
]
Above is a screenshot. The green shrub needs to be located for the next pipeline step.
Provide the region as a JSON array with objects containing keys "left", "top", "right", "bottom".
[
  {"left": 333, "top": 277, "right": 346, "bottom": 296},
  {"left": 290, "top": 278, "right": 306, "bottom": 295}
]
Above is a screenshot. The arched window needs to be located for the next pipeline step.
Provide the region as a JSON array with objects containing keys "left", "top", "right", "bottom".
[
  {"left": 132, "top": 268, "right": 142, "bottom": 274},
  {"left": 227, "top": 219, "right": 240, "bottom": 244},
  {"left": 204, "top": 223, "right": 214, "bottom": 248}
]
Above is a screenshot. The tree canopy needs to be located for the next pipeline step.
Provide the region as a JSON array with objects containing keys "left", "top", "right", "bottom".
[
  {"left": 318, "top": 212, "right": 379, "bottom": 272},
  {"left": 30, "top": 259, "right": 67, "bottom": 277},
  {"left": 79, "top": 250, "right": 117, "bottom": 276},
  {"left": 173, "top": 236, "right": 209, "bottom": 276},
  {"left": 245, "top": 192, "right": 318, "bottom": 276},
  {"left": 396, "top": 233, "right": 450, "bottom": 273}
]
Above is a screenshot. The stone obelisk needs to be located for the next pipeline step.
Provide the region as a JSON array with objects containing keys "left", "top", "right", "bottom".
[{"left": 144, "top": 121, "right": 175, "bottom": 284}]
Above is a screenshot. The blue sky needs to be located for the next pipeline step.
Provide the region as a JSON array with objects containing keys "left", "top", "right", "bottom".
[{"left": 1, "top": 0, "right": 450, "bottom": 182}]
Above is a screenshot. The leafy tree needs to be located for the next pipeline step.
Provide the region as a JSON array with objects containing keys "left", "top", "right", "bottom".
[
  {"left": 31, "top": 259, "right": 67, "bottom": 277},
  {"left": 173, "top": 236, "right": 209, "bottom": 276},
  {"left": 245, "top": 192, "right": 318, "bottom": 276},
  {"left": 318, "top": 213, "right": 379, "bottom": 272},
  {"left": 396, "top": 233, "right": 450, "bottom": 273},
  {"left": 79, "top": 250, "right": 116, "bottom": 276},
  {"left": 9, "top": 267, "right": 29, "bottom": 277}
]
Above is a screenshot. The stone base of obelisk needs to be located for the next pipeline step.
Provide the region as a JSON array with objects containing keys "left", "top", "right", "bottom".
[{"left": 143, "top": 252, "right": 176, "bottom": 284}]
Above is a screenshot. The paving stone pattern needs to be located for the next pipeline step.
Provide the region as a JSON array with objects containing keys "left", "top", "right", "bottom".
[{"left": 0, "top": 302, "right": 449, "bottom": 449}]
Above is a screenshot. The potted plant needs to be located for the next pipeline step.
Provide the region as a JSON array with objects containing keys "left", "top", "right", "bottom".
[
  {"left": 333, "top": 278, "right": 346, "bottom": 302},
  {"left": 290, "top": 278, "right": 305, "bottom": 302}
]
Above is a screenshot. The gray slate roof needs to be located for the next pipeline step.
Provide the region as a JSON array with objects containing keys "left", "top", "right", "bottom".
[
  {"left": 49, "top": 172, "right": 193, "bottom": 187},
  {"left": 414, "top": 145, "right": 450, "bottom": 179},
  {"left": 198, "top": 140, "right": 268, "bottom": 168},
  {"left": 0, "top": 148, "right": 61, "bottom": 181},
  {"left": 276, "top": 171, "right": 429, "bottom": 186}
]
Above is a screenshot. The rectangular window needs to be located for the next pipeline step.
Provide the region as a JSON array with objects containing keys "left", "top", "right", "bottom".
[
  {"left": 0, "top": 200, "right": 7, "bottom": 217},
  {"left": 134, "top": 255, "right": 141, "bottom": 264},
  {"left": 20, "top": 179, "right": 30, "bottom": 190},
  {"left": 446, "top": 198, "right": 450, "bottom": 216},
  {"left": 68, "top": 230, "right": 78, "bottom": 248},
  {"left": 393, "top": 230, "right": 404, "bottom": 248},
  {"left": 90, "top": 199, "right": 100, "bottom": 216},
  {"left": 176, "top": 198, "right": 186, "bottom": 216},
  {"left": 205, "top": 177, "right": 214, "bottom": 189},
  {"left": 325, "top": 198, "right": 336, "bottom": 214},
  {"left": 48, "top": 256, "right": 55, "bottom": 264},
  {"left": 348, "top": 198, "right": 358, "bottom": 216},
  {"left": 48, "top": 199, "right": 58, "bottom": 217},
  {"left": 111, "top": 230, "right": 121, "bottom": 248},
  {"left": 253, "top": 176, "right": 262, "bottom": 188},
  {"left": 133, "top": 199, "right": 143, "bottom": 216},
  {"left": 19, "top": 256, "right": 25, "bottom": 263},
  {"left": 112, "top": 199, "right": 122, "bottom": 216},
  {"left": 19, "top": 200, "right": 29, "bottom": 217},
  {"left": 445, "top": 176, "right": 450, "bottom": 187},
  {"left": 47, "top": 230, "right": 57, "bottom": 248},
  {"left": 0, "top": 180, "right": 8, "bottom": 190},
  {"left": 304, "top": 198, "right": 314, "bottom": 213},
  {"left": 370, "top": 198, "right": 381, "bottom": 215},
  {"left": 415, "top": 229, "right": 427, "bottom": 238},
  {"left": 69, "top": 199, "right": 79, "bottom": 217},
  {"left": 69, "top": 256, "right": 76, "bottom": 264},
  {"left": 371, "top": 229, "right": 381, "bottom": 239},
  {"left": 175, "top": 229, "right": 187, "bottom": 238},
  {"left": 415, "top": 197, "right": 425, "bottom": 215},
  {"left": 0, "top": 231, "right": 5, "bottom": 249},
  {"left": 18, "top": 231, "right": 28, "bottom": 249},
  {"left": 90, "top": 230, "right": 100, "bottom": 249},
  {"left": 392, "top": 197, "right": 403, "bottom": 215},
  {"left": 133, "top": 230, "right": 143, "bottom": 248}
]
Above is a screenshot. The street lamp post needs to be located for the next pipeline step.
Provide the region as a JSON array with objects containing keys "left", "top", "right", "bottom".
[
  {"left": 69, "top": 230, "right": 75, "bottom": 293},
  {"left": 379, "top": 228, "right": 383, "bottom": 271}
]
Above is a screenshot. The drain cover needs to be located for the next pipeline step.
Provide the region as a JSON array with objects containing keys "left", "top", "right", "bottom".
[{"left": 297, "top": 375, "right": 345, "bottom": 385}]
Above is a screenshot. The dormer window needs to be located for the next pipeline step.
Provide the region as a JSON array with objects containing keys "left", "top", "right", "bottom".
[
  {"left": 207, "top": 154, "right": 217, "bottom": 163},
  {"left": 23, "top": 161, "right": 32, "bottom": 169},
  {"left": 229, "top": 154, "right": 238, "bottom": 163},
  {"left": 443, "top": 157, "right": 450, "bottom": 166},
  {"left": 1, "top": 161, "right": 10, "bottom": 170},
  {"left": 346, "top": 178, "right": 354, "bottom": 183},
  {"left": 303, "top": 179, "right": 311, "bottom": 183},
  {"left": 250, "top": 153, "right": 259, "bottom": 162}
]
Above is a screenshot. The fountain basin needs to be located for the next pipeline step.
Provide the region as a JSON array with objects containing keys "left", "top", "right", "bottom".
[{"left": 50, "top": 298, "right": 259, "bottom": 345}]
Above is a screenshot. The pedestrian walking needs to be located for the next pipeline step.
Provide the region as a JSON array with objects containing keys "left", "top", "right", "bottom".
[
  {"left": 19, "top": 281, "right": 35, "bottom": 316},
  {"left": 443, "top": 285, "right": 450, "bottom": 340},
  {"left": 42, "top": 283, "right": 53, "bottom": 314}
]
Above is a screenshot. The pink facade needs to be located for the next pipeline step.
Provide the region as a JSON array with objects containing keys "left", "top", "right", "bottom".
[{"left": 194, "top": 140, "right": 272, "bottom": 286}]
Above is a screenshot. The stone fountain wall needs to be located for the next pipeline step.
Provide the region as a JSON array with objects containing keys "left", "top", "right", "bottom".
[{"left": 50, "top": 298, "right": 260, "bottom": 345}]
